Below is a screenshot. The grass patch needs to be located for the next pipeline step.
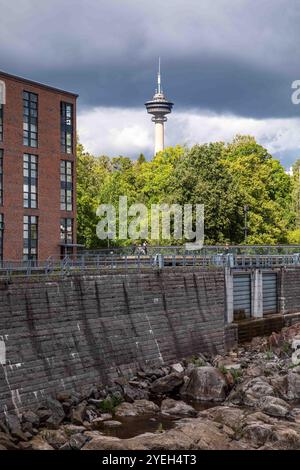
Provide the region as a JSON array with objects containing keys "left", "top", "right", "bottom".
[{"left": 98, "top": 395, "right": 123, "bottom": 414}]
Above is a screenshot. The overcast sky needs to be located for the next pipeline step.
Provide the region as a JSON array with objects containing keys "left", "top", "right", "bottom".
[{"left": 1, "top": 0, "right": 300, "bottom": 165}]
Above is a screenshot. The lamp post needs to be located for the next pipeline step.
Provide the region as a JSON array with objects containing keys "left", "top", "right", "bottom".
[{"left": 244, "top": 205, "right": 249, "bottom": 243}]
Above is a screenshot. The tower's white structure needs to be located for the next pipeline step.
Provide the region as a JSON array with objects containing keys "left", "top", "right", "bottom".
[{"left": 145, "top": 59, "right": 173, "bottom": 155}]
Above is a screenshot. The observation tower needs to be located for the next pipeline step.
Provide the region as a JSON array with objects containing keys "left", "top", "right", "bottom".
[{"left": 145, "top": 59, "right": 173, "bottom": 154}]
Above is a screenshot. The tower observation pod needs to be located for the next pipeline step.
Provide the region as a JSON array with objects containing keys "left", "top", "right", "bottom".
[{"left": 145, "top": 58, "right": 173, "bottom": 155}]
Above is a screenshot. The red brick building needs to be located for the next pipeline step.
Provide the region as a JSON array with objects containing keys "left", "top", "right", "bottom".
[{"left": 0, "top": 70, "right": 78, "bottom": 262}]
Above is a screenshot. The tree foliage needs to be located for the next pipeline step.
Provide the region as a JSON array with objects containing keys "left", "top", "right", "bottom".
[{"left": 76, "top": 137, "right": 295, "bottom": 247}]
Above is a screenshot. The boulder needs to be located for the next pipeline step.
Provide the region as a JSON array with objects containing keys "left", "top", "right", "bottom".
[
  {"left": 160, "top": 399, "right": 196, "bottom": 417},
  {"left": 242, "top": 413, "right": 300, "bottom": 449},
  {"left": 39, "top": 429, "right": 68, "bottom": 449},
  {"left": 71, "top": 402, "right": 87, "bottom": 426},
  {"left": 258, "top": 396, "right": 290, "bottom": 418},
  {"left": 68, "top": 433, "right": 90, "bottom": 450},
  {"left": 199, "top": 406, "right": 246, "bottom": 433},
  {"left": 62, "top": 424, "right": 86, "bottom": 436},
  {"left": 227, "top": 377, "right": 275, "bottom": 407},
  {"left": 86, "top": 409, "right": 98, "bottom": 423},
  {"left": 56, "top": 392, "right": 71, "bottom": 403},
  {"left": 150, "top": 372, "right": 184, "bottom": 394},
  {"left": 22, "top": 411, "right": 39, "bottom": 429},
  {"left": 36, "top": 409, "right": 52, "bottom": 423},
  {"left": 5, "top": 413, "right": 27, "bottom": 441},
  {"left": 171, "top": 363, "right": 184, "bottom": 374},
  {"left": 82, "top": 418, "right": 241, "bottom": 450},
  {"left": 286, "top": 370, "right": 300, "bottom": 400},
  {"left": 41, "top": 398, "right": 65, "bottom": 429},
  {"left": 122, "top": 384, "right": 149, "bottom": 403},
  {"left": 115, "top": 400, "right": 159, "bottom": 417},
  {"left": 181, "top": 367, "right": 227, "bottom": 402},
  {"left": 82, "top": 434, "right": 128, "bottom": 450},
  {"left": 102, "top": 420, "right": 122, "bottom": 428},
  {"left": 0, "top": 432, "right": 19, "bottom": 450},
  {"left": 30, "top": 435, "right": 54, "bottom": 451}
]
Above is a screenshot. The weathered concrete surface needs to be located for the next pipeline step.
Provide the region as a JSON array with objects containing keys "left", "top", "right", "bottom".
[{"left": 0, "top": 268, "right": 226, "bottom": 414}]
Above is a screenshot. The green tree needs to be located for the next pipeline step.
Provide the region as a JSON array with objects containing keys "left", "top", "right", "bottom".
[
  {"left": 76, "top": 144, "right": 110, "bottom": 248},
  {"left": 171, "top": 142, "right": 243, "bottom": 244},
  {"left": 291, "top": 159, "right": 300, "bottom": 227},
  {"left": 223, "top": 135, "right": 293, "bottom": 244}
]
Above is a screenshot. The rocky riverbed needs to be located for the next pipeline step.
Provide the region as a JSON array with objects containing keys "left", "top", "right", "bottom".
[{"left": 2, "top": 323, "right": 300, "bottom": 450}]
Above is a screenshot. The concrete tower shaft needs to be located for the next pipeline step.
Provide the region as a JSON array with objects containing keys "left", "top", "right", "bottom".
[{"left": 145, "top": 59, "right": 173, "bottom": 155}]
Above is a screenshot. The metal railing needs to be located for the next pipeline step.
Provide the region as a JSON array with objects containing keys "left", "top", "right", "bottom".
[
  {"left": 80, "top": 244, "right": 300, "bottom": 257},
  {"left": 0, "top": 250, "right": 300, "bottom": 279}
]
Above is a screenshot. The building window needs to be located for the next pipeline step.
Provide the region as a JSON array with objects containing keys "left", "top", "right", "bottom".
[
  {"left": 24, "top": 154, "right": 38, "bottom": 209},
  {"left": 0, "top": 104, "right": 3, "bottom": 142},
  {"left": 60, "top": 161, "right": 73, "bottom": 211},
  {"left": 0, "top": 150, "right": 3, "bottom": 206},
  {"left": 61, "top": 102, "right": 73, "bottom": 154},
  {"left": 23, "top": 215, "right": 38, "bottom": 261},
  {"left": 0, "top": 214, "right": 3, "bottom": 262},
  {"left": 60, "top": 218, "right": 73, "bottom": 244},
  {"left": 23, "top": 91, "right": 38, "bottom": 147}
]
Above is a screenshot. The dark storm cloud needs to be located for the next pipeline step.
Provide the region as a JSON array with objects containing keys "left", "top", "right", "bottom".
[{"left": 1, "top": 0, "right": 300, "bottom": 118}]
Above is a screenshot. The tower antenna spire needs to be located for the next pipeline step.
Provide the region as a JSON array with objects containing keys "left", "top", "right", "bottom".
[
  {"left": 158, "top": 57, "right": 161, "bottom": 94},
  {"left": 145, "top": 57, "right": 173, "bottom": 155}
]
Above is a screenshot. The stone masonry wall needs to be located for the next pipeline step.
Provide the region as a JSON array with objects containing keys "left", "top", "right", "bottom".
[{"left": 0, "top": 267, "right": 225, "bottom": 415}]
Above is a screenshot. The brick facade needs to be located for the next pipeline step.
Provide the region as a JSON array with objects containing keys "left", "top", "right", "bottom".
[{"left": 0, "top": 71, "right": 78, "bottom": 261}]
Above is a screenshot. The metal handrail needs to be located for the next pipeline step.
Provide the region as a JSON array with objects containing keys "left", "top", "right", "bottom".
[{"left": 0, "top": 252, "right": 299, "bottom": 279}]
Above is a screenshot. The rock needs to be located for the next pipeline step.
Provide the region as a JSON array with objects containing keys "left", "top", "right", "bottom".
[
  {"left": 41, "top": 398, "right": 65, "bottom": 429},
  {"left": 22, "top": 411, "right": 39, "bottom": 429},
  {"left": 160, "top": 399, "right": 196, "bottom": 417},
  {"left": 88, "top": 386, "right": 101, "bottom": 400},
  {"left": 88, "top": 399, "right": 103, "bottom": 407},
  {"left": 86, "top": 409, "right": 98, "bottom": 423},
  {"left": 68, "top": 433, "right": 89, "bottom": 450},
  {"left": 71, "top": 402, "right": 87, "bottom": 426},
  {"left": 181, "top": 367, "right": 227, "bottom": 402},
  {"left": 245, "top": 366, "right": 263, "bottom": 378},
  {"left": 115, "top": 400, "right": 159, "bottom": 417},
  {"left": 36, "top": 409, "right": 52, "bottom": 423},
  {"left": 89, "top": 413, "right": 113, "bottom": 429},
  {"left": 171, "top": 363, "right": 184, "bottom": 374},
  {"left": 83, "top": 418, "right": 241, "bottom": 450},
  {"left": 0, "top": 432, "right": 19, "bottom": 450},
  {"left": 100, "top": 413, "right": 113, "bottom": 421},
  {"left": 258, "top": 396, "right": 290, "bottom": 418},
  {"left": 82, "top": 434, "right": 128, "bottom": 450},
  {"left": 227, "top": 377, "right": 275, "bottom": 407},
  {"left": 56, "top": 392, "right": 71, "bottom": 403},
  {"left": 102, "top": 420, "right": 122, "bottom": 428},
  {"left": 150, "top": 372, "right": 184, "bottom": 394},
  {"left": 0, "top": 420, "right": 10, "bottom": 434},
  {"left": 62, "top": 424, "right": 86, "bottom": 436},
  {"left": 122, "top": 384, "right": 149, "bottom": 402},
  {"left": 30, "top": 435, "right": 54, "bottom": 450},
  {"left": 289, "top": 407, "right": 300, "bottom": 423},
  {"left": 141, "top": 367, "right": 167, "bottom": 379},
  {"left": 5, "top": 413, "right": 27, "bottom": 441},
  {"left": 19, "top": 441, "right": 33, "bottom": 450},
  {"left": 242, "top": 412, "right": 300, "bottom": 449},
  {"left": 199, "top": 405, "right": 246, "bottom": 433},
  {"left": 286, "top": 370, "right": 300, "bottom": 400},
  {"left": 39, "top": 429, "right": 68, "bottom": 449},
  {"left": 90, "top": 418, "right": 107, "bottom": 430},
  {"left": 62, "top": 401, "right": 72, "bottom": 415},
  {"left": 242, "top": 422, "right": 274, "bottom": 447}
]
